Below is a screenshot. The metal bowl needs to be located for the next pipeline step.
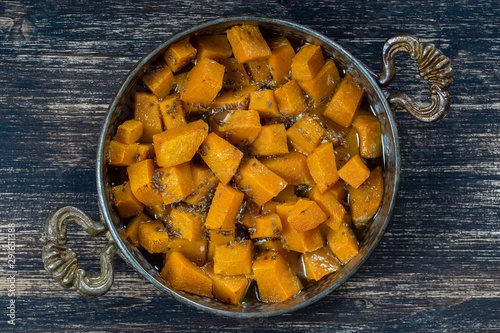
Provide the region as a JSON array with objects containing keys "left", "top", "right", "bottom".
[{"left": 43, "top": 16, "right": 453, "bottom": 317}]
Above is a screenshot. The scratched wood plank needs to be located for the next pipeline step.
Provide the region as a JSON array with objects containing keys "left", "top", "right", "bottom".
[{"left": 0, "top": 0, "right": 499, "bottom": 331}]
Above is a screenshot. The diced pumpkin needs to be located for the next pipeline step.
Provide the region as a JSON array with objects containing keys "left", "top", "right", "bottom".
[
  {"left": 248, "top": 89, "right": 280, "bottom": 118},
  {"left": 338, "top": 155, "right": 370, "bottom": 189},
  {"left": 326, "top": 222, "right": 359, "bottom": 264},
  {"left": 260, "top": 151, "right": 313, "bottom": 185},
  {"left": 180, "top": 57, "right": 225, "bottom": 107},
  {"left": 249, "top": 213, "right": 282, "bottom": 239},
  {"left": 246, "top": 59, "right": 272, "bottom": 85},
  {"left": 114, "top": 119, "right": 143, "bottom": 144},
  {"left": 273, "top": 185, "right": 298, "bottom": 203},
  {"left": 298, "top": 59, "right": 340, "bottom": 108},
  {"left": 107, "top": 140, "right": 150, "bottom": 167},
  {"left": 226, "top": 25, "right": 271, "bottom": 63},
  {"left": 174, "top": 72, "right": 189, "bottom": 94},
  {"left": 168, "top": 208, "right": 204, "bottom": 242},
  {"left": 125, "top": 212, "right": 150, "bottom": 247},
  {"left": 324, "top": 74, "right": 364, "bottom": 127},
  {"left": 310, "top": 107, "right": 350, "bottom": 146},
  {"left": 287, "top": 198, "right": 328, "bottom": 232},
  {"left": 159, "top": 93, "right": 187, "bottom": 130},
  {"left": 300, "top": 246, "right": 340, "bottom": 281},
  {"left": 193, "top": 34, "right": 232, "bottom": 61},
  {"left": 111, "top": 182, "right": 144, "bottom": 218},
  {"left": 330, "top": 179, "right": 347, "bottom": 203},
  {"left": 163, "top": 38, "right": 197, "bottom": 72},
  {"left": 145, "top": 203, "right": 171, "bottom": 224},
  {"left": 203, "top": 266, "right": 250, "bottom": 305},
  {"left": 126, "top": 159, "right": 164, "bottom": 207},
  {"left": 261, "top": 200, "right": 280, "bottom": 215},
  {"left": 276, "top": 203, "right": 324, "bottom": 253},
  {"left": 291, "top": 44, "right": 324, "bottom": 81},
  {"left": 157, "top": 162, "right": 195, "bottom": 205},
  {"left": 250, "top": 123, "right": 289, "bottom": 156},
  {"left": 205, "top": 183, "right": 244, "bottom": 231},
  {"left": 164, "top": 238, "right": 207, "bottom": 266},
  {"left": 184, "top": 164, "right": 219, "bottom": 206},
  {"left": 142, "top": 61, "right": 175, "bottom": 99},
  {"left": 308, "top": 185, "right": 345, "bottom": 231},
  {"left": 235, "top": 158, "right": 288, "bottom": 206},
  {"left": 211, "top": 109, "right": 261, "bottom": 146},
  {"left": 240, "top": 201, "right": 261, "bottom": 229},
  {"left": 208, "top": 230, "right": 235, "bottom": 261},
  {"left": 134, "top": 92, "right": 163, "bottom": 143},
  {"left": 153, "top": 119, "right": 209, "bottom": 168},
  {"left": 252, "top": 251, "right": 303, "bottom": 303},
  {"left": 306, "top": 142, "right": 339, "bottom": 193},
  {"left": 286, "top": 115, "right": 326, "bottom": 155},
  {"left": 161, "top": 251, "right": 213, "bottom": 298},
  {"left": 352, "top": 113, "right": 382, "bottom": 159},
  {"left": 335, "top": 127, "right": 359, "bottom": 168},
  {"left": 211, "top": 85, "right": 259, "bottom": 111},
  {"left": 198, "top": 133, "right": 244, "bottom": 185},
  {"left": 214, "top": 240, "right": 253, "bottom": 275},
  {"left": 274, "top": 80, "right": 308, "bottom": 117},
  {"left": 267, "top": 36, "right": 295, "bottom": 86},
  {"left": 137, "top": 219, "right": 169, "bottom": 253},
  {"left": 221, "top": 57, "right": 251, "bottom": 88},
  {"left": 257, "top": 239, "right": 287, "bottom": 254},
  {"left": 348, "top": 166, "right": 384, "bottom": 227}
]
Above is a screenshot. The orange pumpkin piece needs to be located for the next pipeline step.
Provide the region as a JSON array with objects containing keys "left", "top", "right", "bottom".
[
  {"left": 142, "top": 61, "right": 175, "bottom": 99},
  {"left": 114, "top": 119, "right": 143, "bottom": 144},
  {"left": 246, "top": 59, "right": 272, "bottom": 85},
  {"left": 248, "top": 89, "right": 280, "bottom": 118},
  {"left": 184, "top": 164, "right": 219, "bottom": 206},
  {"left": 338, "top": 155, "right": 370, "bottom": 189},
  {"left": 161, "top": 251, "right": 213, "bottom": 298},
  {"left": 352, "top": 113, "right": 382, "bottom": 159},
  {"left": 157, "top": 162, "right": 195, "bottom": 205},
  {"left": 310, "top": 108, "right": 350, "bottom": 146},
  {"left": 174, "top": 72, "right": 188, "bottom": 94},
  {"left": 267, "top": 36, "right": 295, "bottom": 86},
  {"left": 133, "top": 92, "right": 163, "bottom": 143},
  {"left": 137, "top": 219, "right": 169, "bottom": 253},
  {"left": 330, "top": 179, "right": 347, "bottom": 203},
  {"left": 180, "top": 57, "right": 225, "bottom": 107},
  {"left": 153, "top": 119, "right": 209, "bottom": 168},
  {"left": 308, "top": 185, "right": 345, "bottom": 231},
  {"left": 274, "top": 79, "right": 308, "bottom": 117},
  {"left": 193, "top": 34, "right": 232, "bottom": 61},
  {"left": 276, "top": 203, "right": 324, "bottom": 253},
  {"left": 335, "top": 127, "right": 359, "bottom": 168},
  {"left": 236, "top": 158, "right": 288, "bottom": 206},
  {"left": 205, "top": 183, "right": 244, "bottom": 232},
  {"left": 326, "top": 222, "right": 359, "bottom": 264},
  {"left": 257, "top": 239, "right": 287, "bottom": 254},
  {"left": 261, "top": 200, "right": 280, "bottom": 215},
  {"left": 125, "top": 212, "right": 149, "bottom": 246},
  {"left": 107, "top": 140, "right": 150, "bottom": 167},
  {"left": 198, "top": 133, "right": 244, "bottom": 185},
  {"left": 214, "top": 240, "right": 253, "bottom": 275},
  {"left": 291, "top": 44, "right": 325, "bottom": 81},
  {"left": 168, "top": 208, "right": 204, "bottom": 242},
  {"left": 348, "top": 166, "right": 384, "bottom": 227},
  {"left": 324, "top": 74, "right": 364, "bottom": 127},
  {"left": 146, "top": 203, "right": 171, "bottom": 224},
  {"left": 298, "top": 59, "right": 340, "bottom": 108},
  {"left": 203, "top": 266, "right": 250, "bottom": 305},
  {"left": 221, "top": 57, "right": 250, "bottom": 88},
  {"left": 164, "top": 238, "right": 207, "bottom": 266},
  {"left": 250, "top": 124, "right": 289, "bottom": 156},
  {"left": 126, "top": 159, "right": 164, "bottom": 207},
  {"left": 306, "top": 142, "right": 339, "bottom": 193},
  {"left": 249, "top": 213, "right": 282, "bottom": 239},
  {"left": 163, "top": 38, "right": 197, "bottom": 72},
  {"left": 226, "top": 25, "right": 271, "bottom": 63},
  {"left": 240, "top": 201, "right": 261, "bottom": 229},
  {"left": 252, "top": 251, "right": 303, "bottom": 303},
  {"left": 286, "top": 115, "right": 326, "bottom": 155},
  {"left": 211, "top": 85, "right": 259, "bottom": 111},
  {"left": 273, "top": 185, "right": 298, "bottom": 203},
  {"left": 159, "top": 93, "right": 187, "bottom": 130},
  {"left": 208, "top": 230, "right": 235, "bottom": 261},
  {"left": 260, "top": 151, "right": 313, "bottom": 185},
  {"left": 111, "top": 182, "right": 144, "bottom": 218},
  {"left": 300, "top": 246, "right": 341, "bottom": 281},
  {"left": 212, "top": 109, "right": 261, "bottom": 146},
  {"left": 287, "top": 199, "right": 328, "bottom": 232}
]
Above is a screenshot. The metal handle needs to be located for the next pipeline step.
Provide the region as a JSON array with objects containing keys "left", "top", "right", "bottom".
[
  {"left": 42, "top": 206, "right": 117, "bottom": 297},
  {"left": 377, "top": 33, "right": 454, "bottom": 122}
]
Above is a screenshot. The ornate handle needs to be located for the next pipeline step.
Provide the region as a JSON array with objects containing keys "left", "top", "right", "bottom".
[
  {"left": 377, "top": 33, "right": 454, "bottom": 122},
  {"left": 42, "top": 206, "right": 117, "bottom": 297}
]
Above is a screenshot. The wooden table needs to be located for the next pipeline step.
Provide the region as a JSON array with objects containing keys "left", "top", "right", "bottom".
[{"left": 1, "top": 0, "right": 499, "bottom": 331}]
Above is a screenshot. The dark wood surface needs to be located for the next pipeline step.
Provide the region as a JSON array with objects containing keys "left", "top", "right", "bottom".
[{"left": 1, "top": 0, "right": 499, "bottom": 331}]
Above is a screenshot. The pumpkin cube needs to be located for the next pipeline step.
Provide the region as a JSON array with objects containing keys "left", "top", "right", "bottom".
[
  {"left": 226, "top": 25, "right": 271, "bottom": 63},
  {"left": 164, "top": 238, "right": 207, "bottom": 266},
  {"left": 111, "top": 182, "right": 144, "bottom": 218},
  {"left": 286, "top": 115, "right": 326, "bottom": 155},
  {"left": 273, "top": 185, "right": 298, "bottom": 203},
  {"left": 306, "top": 142, "right": 339, "bottom": 193},
  {"left": 180, "top": 57, "right": 225, "bottom": 107},
  {"left": 324, "top": 74, "right": 364, "bottom": 127},
  {"left": 267, "top": 36, "right": 295, "bottom": 86},
  {"left": 205, "top": 183, "right": 244, "bottom": 232},
  {"left": 326, "top": 222, "right": 359, "bottom": 264},
  {"left": 114, "top": 119, "right": 143, "bottom": 144},
  {"left": 214, "top": 240, "right": 253, "bottom": 275},
  {"left": 153, "top": 119, "right": 209, "bottom": 168},
  {"left": 157, "top": 162, "right": 195, "bottom": 205},
  {"left": 236, "top": 158, "right": 288, "bottom": 206},
  {"left": 125, "top": 212, "right": 150, "bottom": 247},
  {"left": 308, "top": 185, "right": 345, "bottom": 231},
  {"left": 291, "top": 44, "right": 324, "bottom": 81},
  {"left": 184, "top": 164, "right": 219, "bottom": 206},
  {"left": 203, "top": 266, "right": 250, "bottom": 305},
  {"left": 298, "top": 59, "right": 340, "bottom": 108},
  {"left": 287, "top": 199, "right": 328, "bottom": 232},
  {"left": 352, "top": 113, "right": 382, "bottom": 159},
  {"left": 246, "top": 59, "right": 272, "bottom": 85},
  {"left": 248, "top": 89, "right": 280, "bottom": 118},
  {"left": 163, "top": 38, "right": 197, "bottom": 72},
  {"left": 249, "top": 213, "right": 282, "bottom": 239},
  {"left": 221, "top": 57, "right": 250, "bottom": 88},
  {"left": 274, "top": 80, "right": 308, "bottom": 117},
  {"left": 208, "top": 230, "right": 235, "bottom": 261},
  {"left": 159, "top": 93, "right": 187, "bottom": 130},
  {"left": 107, "top": 141, "right": 150, "bottom": 166},
  {"left": 330, "top": 179, "right": 347, "bottom": 203},
  {"left": 348, "top": 166, "right": 384, "bottom": 227},
  {"left": 335, "top": 127, "right": 360, "bottom": 168},
  {"left": 300, "top": 246, "right": 341, "bottom": 281},
  {"left": 260, "top": 151, "right": 313, "bottom": 185},
  {"left": 137, "top": 219, "right": 169, "bottom": 253},
  {"left": 168, "top": 208, "right": 204, "bottom": 242},
  {"left": 250, "top": 124, "right": 289, "bottom": 156},
  {"left": 134, "top": 92, "right": 163, "bottom": 143},
  {"left": 338, "top": 155, "right": 370, "bottom": 189},
  {"left": 126, "top": 159, "right": 164, "bottom": 207},
  {"left": 193, "top": 34, "right": 232, "bottom": 61},
  {"left": 143, "top": 61, "right": 175, "bottom": 99},
  {"left": 211, "top": 85, "right": 259, "bottom": 111}
]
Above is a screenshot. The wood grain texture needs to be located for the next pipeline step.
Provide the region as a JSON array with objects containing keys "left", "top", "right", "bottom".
[{"left": 1, "top": 0, "right": 499, "bottom": 331}]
